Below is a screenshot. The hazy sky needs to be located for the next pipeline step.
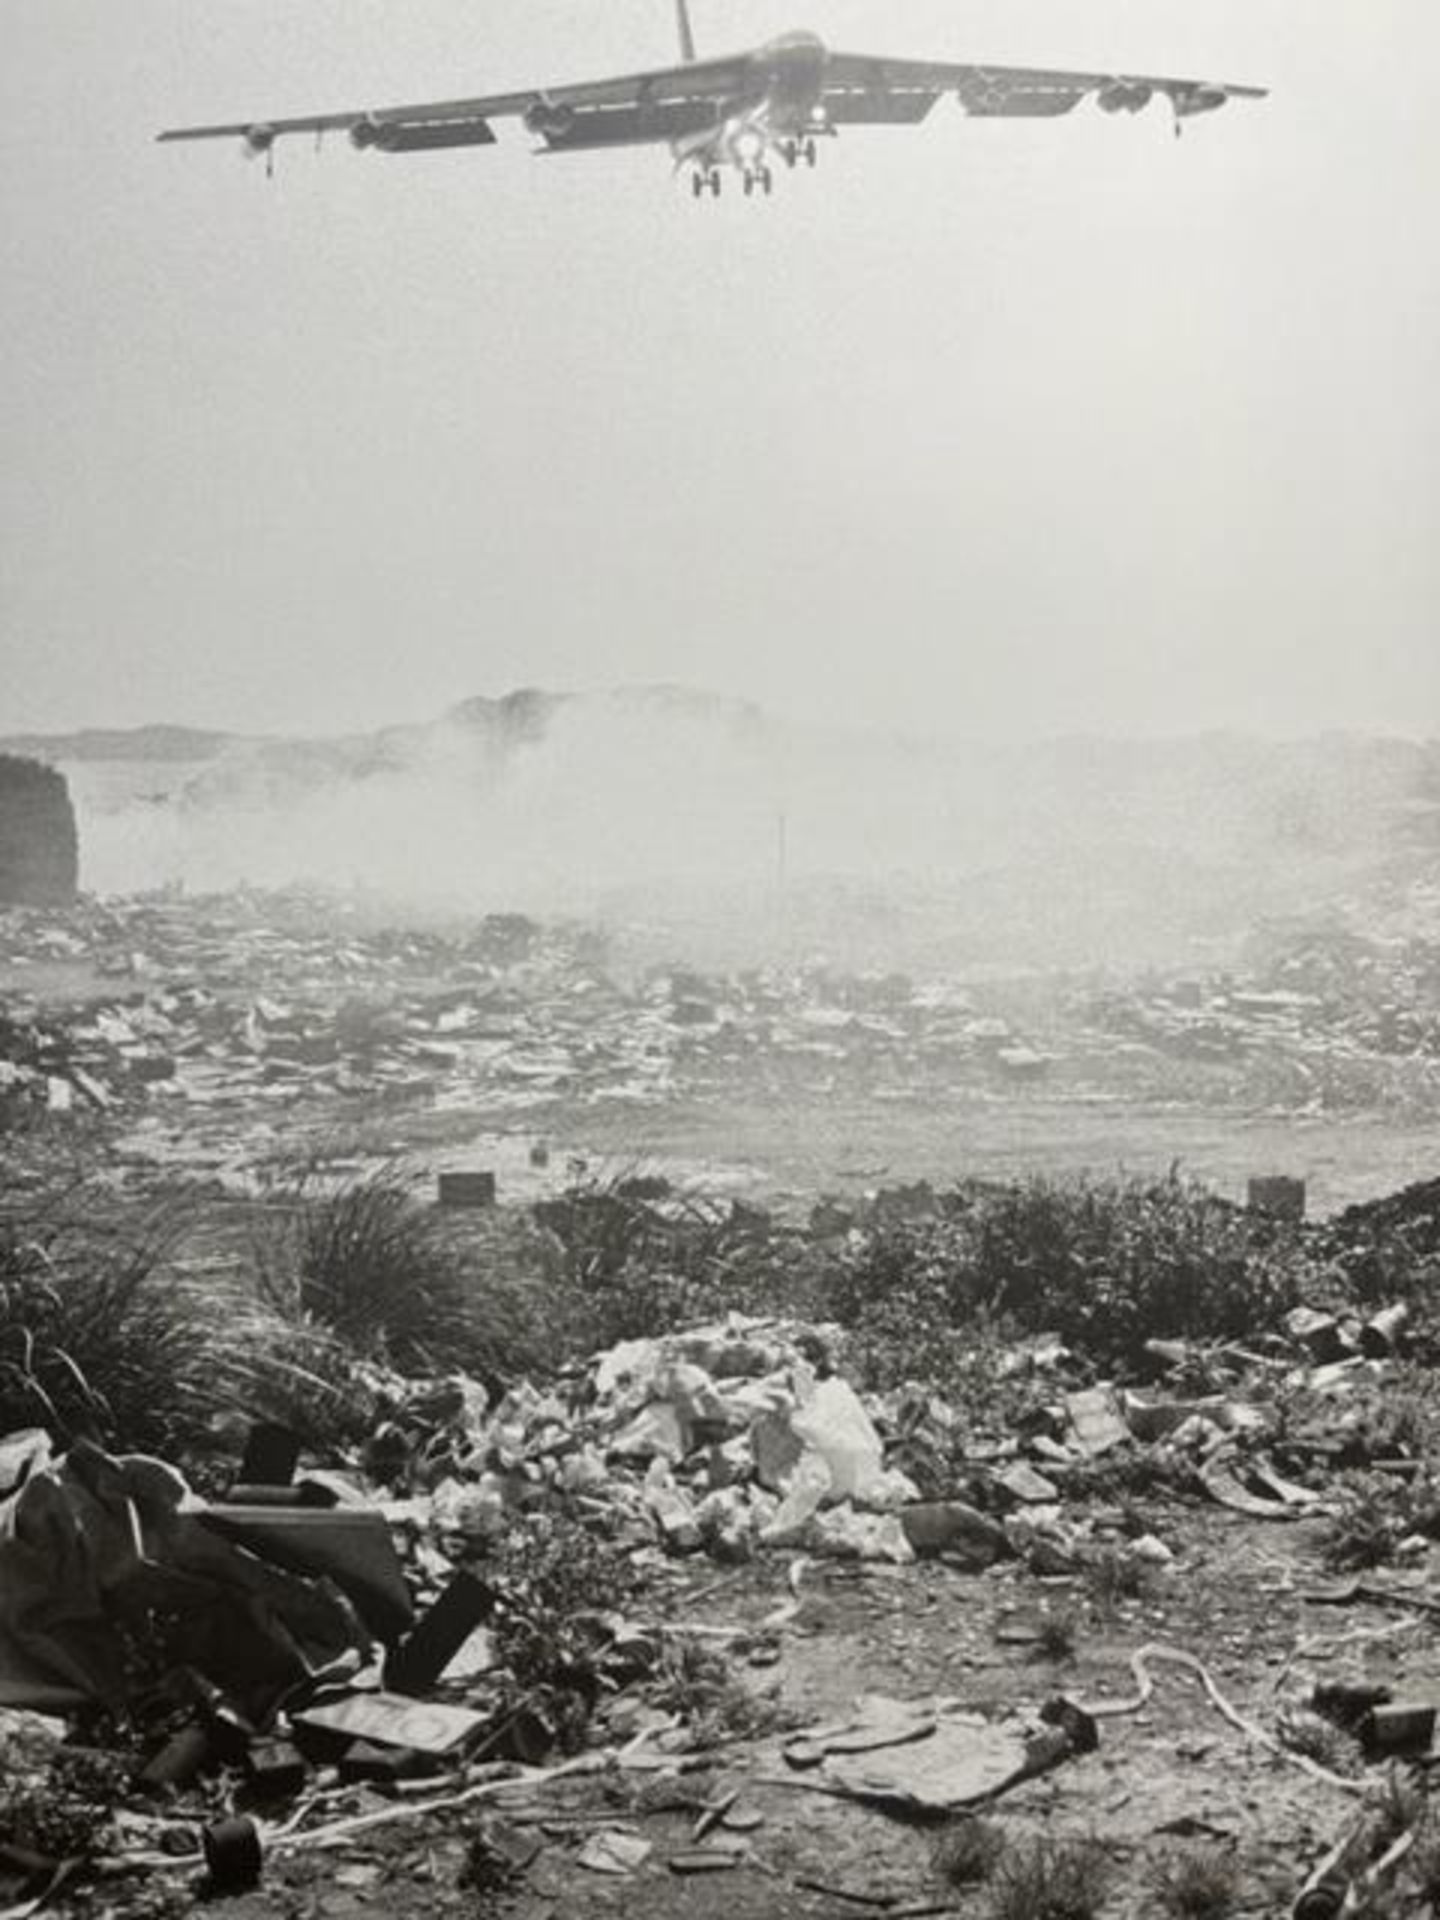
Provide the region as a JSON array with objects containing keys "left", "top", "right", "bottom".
[{"left": 2, "top": 1, "right": 1436, "bottom": 740}]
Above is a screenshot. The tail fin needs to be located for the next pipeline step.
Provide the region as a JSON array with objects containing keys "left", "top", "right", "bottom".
[{"left": 675, "top": 0, "right": 697, "bottom": 62}]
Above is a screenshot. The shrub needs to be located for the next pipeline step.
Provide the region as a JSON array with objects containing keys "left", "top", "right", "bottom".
[
  {"left": 933, "top": 1817, "right": 1006, "bottom": 1888},
  {"left": 1321, "top": 1471, "right": 1440, "bottom": 1572},
  {"left": 988, "top": 1836, "right": 1110, "bottom": 1920},
  {"left": 824, "top": 1171, "right": 1310, "bottom": 1371},
  {"left": 648, "top": 1635, "right": 790, "bottom": 1749},
  {"left": 1151, "top": 1845, "right": 1239, "bottom": 1919},
  {"left": 0, "top": 1197, "right": 212, "bottom": 1455},
  {"left": 249, "top": 1164, "right": 480, "bottom": 1371}
]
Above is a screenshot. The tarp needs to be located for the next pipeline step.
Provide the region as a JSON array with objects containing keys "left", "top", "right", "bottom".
[{"left": 0, "top": 1440, "right": 368, "bottom": 1717}]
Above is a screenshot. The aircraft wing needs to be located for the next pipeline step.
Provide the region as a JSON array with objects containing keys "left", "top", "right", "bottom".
[
  {"left": 821, "top": 52, "right": 1267, "bottom": 127},
  {"left": 157, "top": 51, "right": 753, "bottom": 153}
]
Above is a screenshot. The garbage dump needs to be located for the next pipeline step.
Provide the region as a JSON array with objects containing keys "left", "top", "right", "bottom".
[
  {"left": 3, "top": 887, "right": 1438, "bottom": 1168},
  {"left": 5, "top": 1249, "right": 1440, "bottom": 1917}
]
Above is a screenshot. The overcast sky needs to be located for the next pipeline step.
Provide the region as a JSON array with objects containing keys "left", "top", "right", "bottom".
[{"left": 1, "top": 1, "right": 1436, "bottom": 741}]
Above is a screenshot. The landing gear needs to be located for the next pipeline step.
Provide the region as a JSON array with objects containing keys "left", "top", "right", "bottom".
[
  {"left": 742, "top": 164, "right": 774, "bottom": 196},
  {"left": 691, "top": 166, "right": 722, "bottom": 198},
  {"left": 803, "top": 136, "right": 818, "bottom": 167},
  {"left": 779, "top": 137, "right": 818, "bottom": 170}
]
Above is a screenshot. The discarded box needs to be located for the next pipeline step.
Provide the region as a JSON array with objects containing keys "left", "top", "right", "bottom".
[
  {"left": 1248, "top": 1175, "right": 1306, "bottom": 1221},
  {"left": 246, "top": 1739, "right": 308, "bottom": 1798},
  {"left": 338, "top": 1739, "right": 429, "bottom": 1784},
  {"left": 291, "top": 1691, "right": 485, "bottom": 1757},
  {"left": 238, "top": 1423, "right": 302, "bottom": 1489},
  {"left": 437, "top": 1171, "right": 497, "bottom": 1210},
  {"left": 384, "top": 1570, "right": 495, "bottom": 1695},
  {"left": 1361, "top": 1701, "right": 1436, "bottom": 1757},
  {"left": 137, "top": 1725, "right": 213, "bottom": 1791}
]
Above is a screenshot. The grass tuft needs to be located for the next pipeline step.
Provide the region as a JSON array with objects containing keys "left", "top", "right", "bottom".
[
  {"left": 933, "top": 1816, "right": 1006, "bottom": 1889},
  {"left": 1151, "top": 1845, "right": 1240, "bottom": 1919},
  {"left": 987, "top": 1835, "right": 1110, "bottom": 1920}
]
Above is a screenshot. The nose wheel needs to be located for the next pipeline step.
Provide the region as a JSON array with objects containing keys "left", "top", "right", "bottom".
[
  {"left": 690, "top": 166, "right": 723, "bottom": 197},
  {"left": 742, "top": 164, "right": 774, "bottom": 197}
]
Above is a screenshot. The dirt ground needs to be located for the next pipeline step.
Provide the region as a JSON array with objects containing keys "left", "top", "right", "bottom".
[{"left": 177, "top": 1506, "right": 1424, "bottom": 1920}]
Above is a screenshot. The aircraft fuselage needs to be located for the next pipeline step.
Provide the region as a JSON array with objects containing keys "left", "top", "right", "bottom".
[{"left": 675, "top": 31, "right": 830, "bottom": 190}]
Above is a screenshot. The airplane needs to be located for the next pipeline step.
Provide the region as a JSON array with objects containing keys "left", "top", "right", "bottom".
[{"left": 158, "top": 0, "right": 1267, "bottom": 198}]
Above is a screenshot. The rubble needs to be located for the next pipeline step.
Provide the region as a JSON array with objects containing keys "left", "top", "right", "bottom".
[
  {"left": 3, "top": 905, "right": 1440, "bottom": 1920},
  {"left": 8, "top": 885, "right": 1435, "bottom": 1175}
]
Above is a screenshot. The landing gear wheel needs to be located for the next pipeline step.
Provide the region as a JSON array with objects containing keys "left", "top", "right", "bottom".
[
  {"left": 743, "top": 169, "right": 755, "bottom": 197},
  {"left": 708, "top": 168, "right": 722, "bottom": 197},
  {"left": 691, "top": 170, "right": 704, "bottom": 198},
  {"left": 760, "top": 165, "right": 774, "bottom": 195},
  {"left": 804, "top": 138, "right": 818, "bottom": 168},
  {"left": 782, "top": 140, "right": 798, "bottom": 169}
]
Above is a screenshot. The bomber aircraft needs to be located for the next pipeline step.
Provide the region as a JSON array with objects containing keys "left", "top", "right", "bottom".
[{"left": 159, "top": 1, "right": 1267, "bottom": 198}]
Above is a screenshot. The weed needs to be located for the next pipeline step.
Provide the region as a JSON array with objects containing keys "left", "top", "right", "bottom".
[
  {"left": 250, "top": 1163, "right": 479, "bottom": 1371},
  {"left": 1274, "top": 1707, "right": 1361, "bottom": 1776},
  {"left": 0, "top": 1196, "right": 211, "bottom": 1454},
  {"left": 1151, "top": 1844, "right": 1240, "bottom": 1919},
  {"left": 987, "top": 1835, "right": 1110, "bottom": 1920},
  {"left": 933, "top": 1816, "right": 1005, "bottom": 1888},
  {"left": 1085, "top": 1546, "right": 1154, "bottom": 1609},
  {"left": 1032, "top": 1610, "right": 1080, "bottom": 1663},
  {"left": 487, "top": 1511, "right": 639, "bottom": 1753},
  {"left": 0, "top": 1782, "right": 106, "bottom": 1859},
  {"left": 204, "top": 1311, "right": 383, "bottom": 1452},
  {"left": 457, "top": 1815, "right": 525, "bottom": 1899},
  {"left": 650, "top": 1636, "right": 791, "bottom": 1749},
  {"left": 1372, "top": 1769, "right": 1427, "bottom": 1847},
  {"left": 1405, "top": 1826, "right": 1440, "bottom": 1907},
  {"left": 1322, "top": 1475, "right": 1440, "bottom": 1572},
  {"left": 823, "top": 1170, "right": 1312, "bottom": 1374}
]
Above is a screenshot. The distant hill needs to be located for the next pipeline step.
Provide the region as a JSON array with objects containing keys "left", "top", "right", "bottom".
[{"left": 0, "top": 724, "right": 240, "bottom": 764}]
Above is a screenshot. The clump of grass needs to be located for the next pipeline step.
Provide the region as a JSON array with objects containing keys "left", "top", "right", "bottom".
[
  {"left": 0, "top": 1197, "right": 212, "bottom": 1455},
  {"left": 933, "top": 1816, "right": 1005, "bottom": 1889},
  {"left": 202, "top": 1306, "right": 384, "bottom": 1453},
  {"left": 1151, "top": 1844, "right": 1240, "bottom": 1919},
  {"left": 1032, "top": 1610, "right": 1080, "bottom": 1663},
  {"left": 1404, "top": 1825, "right": 1440, "bottom": 1907},
  {"left": 1274, "top": 1707, "right": 1361, "bottom": 1776},
  {"left": 487, "top": 1511, "right": 638, "bottom": 1750},
  {"left": 0, "top": 1781, "right": 108, "bottom": 1860},
  {"left": 1085, "top": 1546, "right": 1154, "bottom": 1610},
  {"left": 1372, "top": 1770, "right": 1427, "bottom": 1847},
  {"left": 650, "top": 1636, "right": 791, "bottom": 1749},
  {"left": 987, "top": 1836, "right": 1110, "bottom": 1920},
  {"left": 1321, "top": 1474, "right": 1440, "bottom": 1572},
  {"left": 250, "top": 1163, "right": 479, "bottom": 1371},
  {"left": 457, "top": 1815, "right": 526, "bottom": 1898}
]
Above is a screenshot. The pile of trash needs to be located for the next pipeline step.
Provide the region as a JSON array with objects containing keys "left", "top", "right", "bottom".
[
  {"left": 0, "top": 1308, "right": 1124, "bottom": 1911},
  {"left": 4, "top": 1294, "right": 1438, "bottom": 1909},
  {"left": 0, "top": 896, "right": 1065, "bottom": 1170}
]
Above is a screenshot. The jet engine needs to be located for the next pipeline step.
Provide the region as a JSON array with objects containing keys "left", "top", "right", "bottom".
[
  {"left": 1097, "top": 81, "right": 1153, "bottom": 115},
  {"left": 524, "top": 100, "right": 578, "bottom": 141},
  {"left": 1173, "top": 83, "right": 1230, "bottom": 118}
]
